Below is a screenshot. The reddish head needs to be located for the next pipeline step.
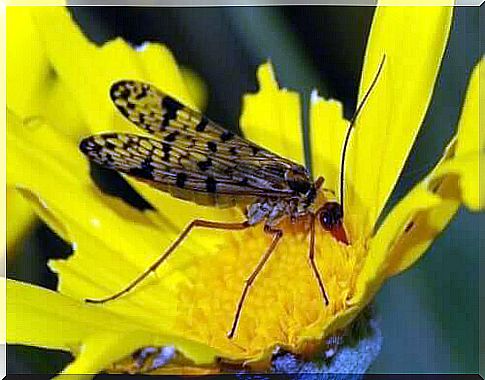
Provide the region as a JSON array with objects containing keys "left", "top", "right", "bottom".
[{"left": 317, "top": 202, "right": 349, "bottom": 245}]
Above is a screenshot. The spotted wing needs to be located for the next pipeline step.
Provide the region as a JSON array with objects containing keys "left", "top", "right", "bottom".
[
  {"left": 80, "top": 132, "right": 297, "bottom": 208},
  {"left": 81, "top": 80, "right": 309, "bottom": 208},
  {"left": 110, "top": 80, "right": 300, "bottom": 173}
]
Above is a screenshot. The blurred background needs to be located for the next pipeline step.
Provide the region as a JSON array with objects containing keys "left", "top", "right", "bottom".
[{"left": 7, "top": 6, "right": 482, "bottom": 375}]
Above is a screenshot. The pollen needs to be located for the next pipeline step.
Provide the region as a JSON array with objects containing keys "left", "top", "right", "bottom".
[{"left": 167, "top": 218, "right": 367, "bottom": 360}]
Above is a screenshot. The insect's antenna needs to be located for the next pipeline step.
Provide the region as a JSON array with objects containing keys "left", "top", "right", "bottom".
[{"left": 339, "top": 54, "right": 386, "bottom": 214}]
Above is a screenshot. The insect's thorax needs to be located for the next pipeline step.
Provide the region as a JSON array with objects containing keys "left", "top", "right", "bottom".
[
  {"left": 246, "top": 183, "right": 317, "bottom": 227},
  {"left": 245, "top": 165, "right": 319, "bottom": 226},
  {"left": 246, "top": 197, "right": 309, "bottom": 226}
]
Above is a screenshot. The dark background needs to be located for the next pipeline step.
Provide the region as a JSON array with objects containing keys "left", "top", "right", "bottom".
[{"left": 7, "top": 6, "right": 483, "bottom": 375}]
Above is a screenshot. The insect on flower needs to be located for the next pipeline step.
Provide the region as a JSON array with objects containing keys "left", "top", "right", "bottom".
[{"left": 80, "top": 56, "right": 385, "bottom": 339}]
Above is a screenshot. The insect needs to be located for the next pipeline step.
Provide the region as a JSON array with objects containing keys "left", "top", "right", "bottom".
[{"left": 80, "top": 56, "right": 385, "bottom": 338}]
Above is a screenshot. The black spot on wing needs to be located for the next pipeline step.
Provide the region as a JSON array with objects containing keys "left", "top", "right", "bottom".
[
  {"left": 162, "top": 143, "right": 172, "bottom": 154},
  {"left": 110, "top": 81, "right": 130, "bottom": 100},
  {"left": 164, "top": 131, "right": 180, "bottom": 142},
  {"left": 117, "top": 106, "right": 129, "bottom": 118},
  {"left": 110, "top": 82, "right": 133, "bottom": 119},
  {"left": 162, "top": 96, "right": 183, "bottom": 122},
  {"left": 161, "top": 142, "right": 171, "bottom": 162},
  {"left": 238, "top": 177, "right": 249, "bottom": 186},
  {"left": 196, "top": 118, "right": 208, "bottom": 132},
  {"left": 79, "top": 137, "right": 97, "bottom": 154},
  {"left": 207, "top": 141, "right": 217, "bottom": 153},
  {"left": 129, "top": 158, "right": 154, "bottom": 180},
  {"left": 176, "top": 172, "right": 188, "bottom": 188},
  {"left": 220, "top": 131, "right": 234, "bottom": 142},
  {"left": 134, "top": 86, "right": 148, "bottom": 100},
  {"left": 197, "top": 158, "right": 212, "bottom": 171},
  {"left": 205, "top": 176, "right": 217, "bottom": 193},
  {"left": 105, "top": 141, "right": 116, "bottom": 150}
]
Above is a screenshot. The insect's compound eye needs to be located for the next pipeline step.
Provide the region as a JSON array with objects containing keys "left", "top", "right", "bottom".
[{"left": 319, "top": 202, "right": 343, "bottom": 230}]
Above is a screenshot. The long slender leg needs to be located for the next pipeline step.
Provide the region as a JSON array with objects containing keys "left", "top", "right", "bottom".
[
  {"left": 86, "top": 219, "right": 250, "bottom": 304},
  {"left": 308, "top": 214, "right": 329, "bottom": 305},
  {"left": 227, "top": 226, "right": 283, "bottom": 339}
]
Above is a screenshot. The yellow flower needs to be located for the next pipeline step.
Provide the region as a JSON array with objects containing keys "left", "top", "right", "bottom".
[{"left": 7, "top": 4, "right": 482, "bottom": 377}]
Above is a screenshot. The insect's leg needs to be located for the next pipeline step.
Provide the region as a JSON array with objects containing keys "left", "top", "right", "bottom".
[
  {"left": 227, "top": 225, "right": 283, "bottom": 339},
  {"left": 308, "top": 214, "right": 330, "bottom": 305},
  {"left": 85, "top": 219, "right": 250, "bottom": 304}
]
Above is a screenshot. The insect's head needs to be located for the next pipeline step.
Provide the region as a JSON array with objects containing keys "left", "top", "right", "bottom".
[{"left": 317, "top": 202, "right": 348, "bottom": 245}]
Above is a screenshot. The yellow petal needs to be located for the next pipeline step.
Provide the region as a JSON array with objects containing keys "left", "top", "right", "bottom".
[
  {"left": 7, "top": 6, "right": 208, "bottom": 147},
  {"left": 346, "top": 6, "right": 453, "bottom": 238},
  {"left": 6, "top": 187, "right": 36, "bottom": 256},
  {"left": 8, "top": 278, "right": 139, "bottom": 350},
  {"left": 42, "top": 79, "right": 87, "bottom": 142},
  {"left": 7, "top": 279, "right": 219, "bottom": 376},
  {"left": 31, "top": 7, "right": 197, "bottom": 136},
  {"left": 353, "top": 133, "right": 476, "bottom": 296},
  {"left": 434, "top": 153, "right": 483, "bottom": 211},
  {"left": 6, "top": 7, "right": 49, "bottom": 118},
  {"left": 453, "top": 59, "right": 484, "bottom": 210},
  {"left": 7, "top": 7, "right": 87, "bottom": 141},
  {"left": 456, "top": 60, "right": 483, "bottom": 154},
  {"left": 240, "top": 62, "right": 305, "bottom": 165},
  {"left": 353, "top": 185, "right": 450, "bottom": 302},
  {"left": 309, "top": 91, "right": 349, "bottom": 196},
  {"left": 180, "top": 66, "right": 209, "bottom": 111}
]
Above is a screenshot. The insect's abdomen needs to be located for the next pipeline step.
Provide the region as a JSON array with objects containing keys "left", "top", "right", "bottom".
[
  {"left": 139, "top": 178, "right": 250, "bottom": 209},
  {"left": 168, "top": 185, "right": 238, "bottom": 208}
]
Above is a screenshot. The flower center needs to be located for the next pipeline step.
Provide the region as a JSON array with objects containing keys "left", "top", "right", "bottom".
[{"left": 166, "top": 217, "right": 366, "bottom": 359}]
